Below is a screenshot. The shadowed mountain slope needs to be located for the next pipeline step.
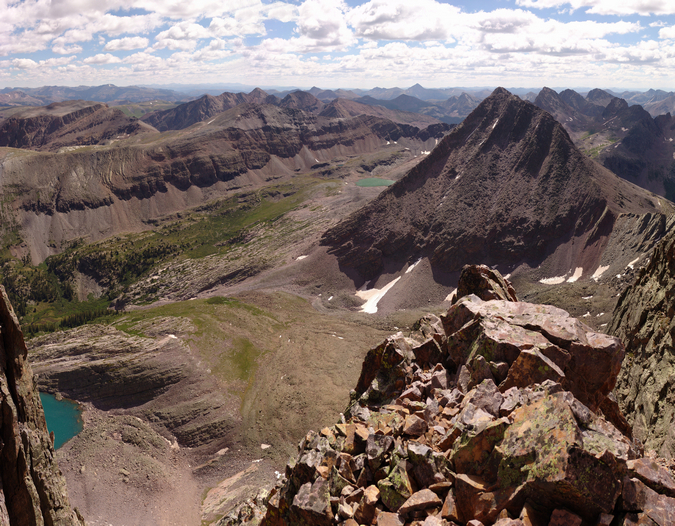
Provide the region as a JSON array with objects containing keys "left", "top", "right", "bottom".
[
  {"left": 0, "top": 101, "right": 155, "bottom": 151},
  {"left": 321, "top": 88, "right": 671, "bottom": 283},
  {"left": 141, "top": 88, "right": 277, "bottom": 131}
]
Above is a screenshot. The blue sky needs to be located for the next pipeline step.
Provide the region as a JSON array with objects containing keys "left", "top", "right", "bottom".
[{"left": 2, "top": 0, "right": 675, "bottom": 90}]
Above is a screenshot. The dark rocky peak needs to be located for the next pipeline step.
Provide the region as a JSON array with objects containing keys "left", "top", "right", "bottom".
[
  {"left": 559, "top": 88, "right": 604, "bottom": 118},
  {"left": 278, "top": 90, "right": 325, "bottom": 113},
  {"left": 321, "top": 87, "right": 666, "bottom": 283},
  {"left": 602, "top": 96, "right": 629, "bottom": 118},
  {"left": 587, "top": 88, "right": 615, "bottom": 107},
  {"left": 247, "top": 87, "right": 268, "bottom": 97},
  {"left": 534, "top": 87, "right": 571, "bottom": 115},
  {"left": 0, "top": 286, "right": 83, "bottom": 525}
]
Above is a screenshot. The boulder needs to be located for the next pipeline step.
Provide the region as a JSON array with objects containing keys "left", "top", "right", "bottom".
[
  {"left": 453, "top": 264, "right": 518, "bottom": 303},
  {"left": 443, "top": 295, "right": 624, "bottom": 412}
]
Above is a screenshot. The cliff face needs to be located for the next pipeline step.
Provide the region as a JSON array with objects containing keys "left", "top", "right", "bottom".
[
  {"left": 0, "top": 285, "right": 83, "bottom": 525},
  {"left": 609, "top": 224, "right": 675, "bottom": 458}
]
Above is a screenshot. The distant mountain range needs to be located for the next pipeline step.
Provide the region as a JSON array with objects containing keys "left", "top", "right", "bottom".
[{"left": 534, "top": 86, "right": 675, "bottom": 199}]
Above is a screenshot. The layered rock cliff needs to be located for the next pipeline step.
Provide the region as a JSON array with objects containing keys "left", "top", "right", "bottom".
[{"left": 0, "top": 285, "right": 83, "bottom": 525}]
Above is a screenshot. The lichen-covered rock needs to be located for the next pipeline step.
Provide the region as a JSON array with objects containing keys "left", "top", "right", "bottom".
[
  {"left": 610, "top": 229, "right": 675, "bottom": 458},
  {"left": 0, "top": 285, "right": 83, "bottom": 525},
  {"left": 453, "top": 264, "right": 518, "bottom": 304},
  {"left": 443, "top": 295, "right": 625, "bottom": 413},
  {"left": 257, "top": 276, "right": 675, "bottom": 526}
]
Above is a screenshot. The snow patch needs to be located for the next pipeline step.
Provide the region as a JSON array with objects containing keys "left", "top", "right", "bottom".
[
  {"left": 492, "top": 119, "right": 499, "bottom": 129},
  {"left": 591, "top": 265, "right": 610, "bottom": 281},
  {"left": 539, "top": 275, "right": 566, "bottom": 285},
  {"left": 168, "top": 334, "right": 177, "bottom": 339},
  {"left": 406, "top": 259, "right": 421, "bottom": 274},
  {"left": 296, "top": 255, "right": 308, "bottom": 260},
  {"left": 356, "top": 277, "right": 401, "bottom": 314},
  {"left": 626, "top": 257, "right": 639, "bottom": 270},
  {"left": 567, "top": 267, "right": 583, "bottom": 283},
  {"left": 421, "top": 150, "right": 430, "bottom": 155},
  {"left": 582, "top": 295, "right": 593, "bottom": 300},
  {"left": 582, "top": 312, "right": 591, "bottom": 318}
]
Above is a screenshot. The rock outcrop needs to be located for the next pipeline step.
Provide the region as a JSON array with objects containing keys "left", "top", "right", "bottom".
[
  {"left": 0, "top": 285, "right": 83, "bottom": 525},
  {"left": 610, "top": 227, "right": 675, "bottom": 458},
  {"left": 231, "top": 267, "right": 675, "bottom": 526}
]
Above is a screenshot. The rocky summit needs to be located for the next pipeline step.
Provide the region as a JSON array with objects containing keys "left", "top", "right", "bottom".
[
  {"left": 0, "top": 285, "right": 83, "bottom": 525},
  {"left": 222, "top": 266, "right": 675, "bottom": 526}
]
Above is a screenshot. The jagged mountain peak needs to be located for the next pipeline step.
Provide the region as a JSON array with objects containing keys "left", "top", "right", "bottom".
[{"left": 321, "top": 87, "right": 668, "bottom": 286}]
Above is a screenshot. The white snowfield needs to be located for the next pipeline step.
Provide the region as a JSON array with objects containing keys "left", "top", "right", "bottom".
[{"left": 356, "top": 277, "right": 401, "bottom": 314}]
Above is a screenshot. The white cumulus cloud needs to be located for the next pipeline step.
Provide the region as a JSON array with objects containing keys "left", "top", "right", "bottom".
[
  {"left": 104, "top": 37, "right": 150, "bottom": 51},
  {"left": 83, "top": 53, "right": 123, "bottom": 64}
]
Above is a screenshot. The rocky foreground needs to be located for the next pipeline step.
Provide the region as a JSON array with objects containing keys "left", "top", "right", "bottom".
[
  {"left": 222, "top": 266, "right": 675, "bottom": 526},
  {"left": 0, "top": 286, "right": 82, "bottom": 525}
]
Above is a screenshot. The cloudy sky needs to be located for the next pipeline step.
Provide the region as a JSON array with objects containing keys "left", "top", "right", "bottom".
[{"left": 2, "top": 0, "right": 675, "bottom": 90}]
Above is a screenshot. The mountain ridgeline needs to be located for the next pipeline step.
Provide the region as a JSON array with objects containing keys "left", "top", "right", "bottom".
[{"left": 322, "top": 88, "right": 669, "bottom": 283}]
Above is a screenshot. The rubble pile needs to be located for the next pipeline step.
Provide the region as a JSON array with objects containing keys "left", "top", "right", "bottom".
[{"left": 228, "top": 266, "right": 675, "bottom": 526}]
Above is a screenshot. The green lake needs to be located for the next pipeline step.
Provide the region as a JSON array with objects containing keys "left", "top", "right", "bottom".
[
  {"left": 40, "top": 393, "right": 83, "bottom": 449},
  {"left": 356, "top": 178, "right": 395, "bottom": 187}
]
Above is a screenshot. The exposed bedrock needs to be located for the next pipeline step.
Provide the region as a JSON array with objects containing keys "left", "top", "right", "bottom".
[
  {"left": 222, "top": 267, "right": 675, "bottom": 526},
  {"left": 0, "top": 285, "right": 83, "bottom": 525},
  {"left": 610, "top": 225, "right": 675, "bottom": 459}
]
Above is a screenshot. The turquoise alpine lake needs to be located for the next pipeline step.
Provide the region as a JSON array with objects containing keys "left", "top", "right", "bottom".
[
  {"left": 39, "top": 392, "right": 83, "bottom": 449},
  {"left": 356, "top": 178, "right": 395, "bottom": 187}
]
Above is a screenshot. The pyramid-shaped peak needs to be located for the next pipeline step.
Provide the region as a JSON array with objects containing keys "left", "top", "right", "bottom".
[{"left": 491, "top": 87, "right": 512, "bottom": 97}]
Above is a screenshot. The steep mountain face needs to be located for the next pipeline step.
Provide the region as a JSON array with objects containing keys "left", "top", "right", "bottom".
[
  {"left": 644, "top": 94, "right": 675, "bottom": 117},
  {"left": 533, "top": 88, "right": 675, "bottom": 199},
  {"left": 0, "top": 101, "right": 154, "bottom": 151},
  {"left": 278, "top": 91, "right": 325, "bottom": 113},
  {"left": 559, "top": 88, "right": 604, "bottom": 118},
  {"left": 599, "top": 107, "right": 675, "bottom": 198},
  {"left": 0, "top": 286, "right": 83, "bottom": 525},
  {"left": 141, "top": 89, "right": 278, "bottom": 131},
  {"left": 609, "top": 222, "right": 675, "bottom": 458},
  {"left": 322, "top": 88, "right": 668, "bottom": 283},
  {"left": 534, "top": 87, "right": 595, "bottom": 133},
  {"left": 586, "top": 88, "right": 615, "bottom": 107}
]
